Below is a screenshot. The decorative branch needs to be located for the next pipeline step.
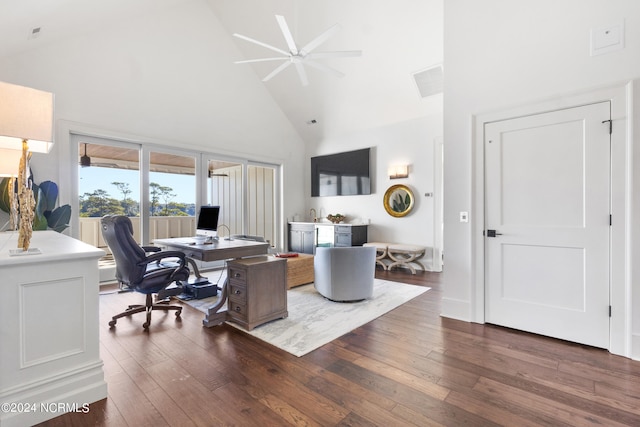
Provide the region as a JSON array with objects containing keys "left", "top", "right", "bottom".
[
  {"left": 17, "top": 140, "right": 35, "bottom": 251},
  {"left": 9, "top": 177, "right": 18, "bottom": 230}
]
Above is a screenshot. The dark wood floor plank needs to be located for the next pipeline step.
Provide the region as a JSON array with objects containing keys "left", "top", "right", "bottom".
[
  {"left": 326, "top": 358, "right": 501, "bottom": 426},
  {"left": 349, "top": 355, "right": 450, "bottom": 400},
  {"left": 221, "top": 344, "right": 351, "bottom": 426},
  {"left": 212, "top": 381, "right": 303, "bottom": 426},
  {"left": 103, "top": 368, "right": 168, "bottom": 426},
  {"left": 36, "top": 269, "right": 640, "bottom": 427},
  {"left": 473, "top": 376, "right": 636, "bottom": 427},
  {"left": 305, "top": 375, "right": 428, "bottom": 426},
  {"left": 443, "top": 389, "right": 563, "bottom": 427},
  {"left": 143, "top": 359, "right": 233, "bottom": 426},
  {"left": 308, "top": 365, "right": 398, "bottom": 411}
]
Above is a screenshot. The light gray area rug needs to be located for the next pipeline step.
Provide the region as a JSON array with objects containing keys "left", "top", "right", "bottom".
[{"left": 186, "top": 279, "right": 429, "bottom": 357}]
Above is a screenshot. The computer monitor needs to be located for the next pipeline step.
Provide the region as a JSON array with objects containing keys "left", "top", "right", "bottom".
[{"left": 196, "top": 206, "right": 220, "bottom": 238}]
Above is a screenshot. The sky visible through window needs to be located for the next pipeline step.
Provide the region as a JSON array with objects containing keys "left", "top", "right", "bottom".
[{"left": 79, "top": 166, "right": 196, "bottom": 205}]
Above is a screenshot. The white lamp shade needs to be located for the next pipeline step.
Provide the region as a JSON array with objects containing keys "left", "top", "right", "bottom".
[
  {"left": 0, "top": 81, "right": 54, "bottom": 153},
  {"left": 0, "top": 148, "right": 22, "bottom": 177}
]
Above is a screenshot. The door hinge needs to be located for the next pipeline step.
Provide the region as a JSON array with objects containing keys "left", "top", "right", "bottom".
[
  {"left": 610, "top": 214, "right": 612, "bottom": 226},
  {"left": 609, "top": 305, "right": 612, "bottom": 317},
  {"left": 602, "top": 119, "right": 612, "bottom": 134}
]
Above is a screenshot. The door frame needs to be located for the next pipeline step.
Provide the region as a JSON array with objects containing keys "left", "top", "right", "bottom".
[{"left": 471, "top": 82, "right": 632, "bottom": 357}]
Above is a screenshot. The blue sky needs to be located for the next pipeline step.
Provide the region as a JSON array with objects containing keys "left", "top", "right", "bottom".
[{"left": 79, "top": 166, "right": 196, "bottom": 204}]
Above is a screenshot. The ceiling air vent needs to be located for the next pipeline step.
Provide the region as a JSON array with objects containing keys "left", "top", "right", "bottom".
[
  {"left": 412, "top": 65, "right": 443, "bottom": 98},
  {"left": 28, "top": 27, "right": 42, "bottom": 40}
]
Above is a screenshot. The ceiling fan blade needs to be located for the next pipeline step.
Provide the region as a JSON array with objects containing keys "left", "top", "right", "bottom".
[
  {"left": 300, "top": 23, "right": 340, "bottom": 55},
  {"left": 263, "top": 60, "right": 292, "bottom": 82},
  {"left": 307, "top": 50, "right": 362, "bottom": 59},
  {"left": 275, "top": 15, "right": 298, "bottom": 55},
  {"left": 294, "top": 62, "right": 309, "bottom": 86},
  {"left": 303, "top": 60, "right": 345, "bottom": 78},
  {"left": 234, "top": 57, "right": 288, "bottom": 64},
  {"left": 233, "top": 33, "right": 290, "bottom": 56}
]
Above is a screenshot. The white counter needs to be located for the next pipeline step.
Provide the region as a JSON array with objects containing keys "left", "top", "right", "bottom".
[{"left": 0, "top": 231, "right": 107, "bottom": 427}]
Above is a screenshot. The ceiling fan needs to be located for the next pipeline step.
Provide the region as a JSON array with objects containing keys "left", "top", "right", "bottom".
[
  {"left": 79, "top": 143, "right": 118, "bottom": 168},
  {"left": 233, "top": 15, "right": 362, "bottom": 86},
  {"left": 80, "top": 143, "right": 91, "bottom": 167}
]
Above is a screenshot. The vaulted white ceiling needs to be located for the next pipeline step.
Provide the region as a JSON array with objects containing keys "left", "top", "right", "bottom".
[{"left": 0, "top": 0, "right": 442, "bottom": 144}]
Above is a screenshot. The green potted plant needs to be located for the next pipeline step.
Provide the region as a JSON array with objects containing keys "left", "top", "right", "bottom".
[{"left": 0, "top": 178, "right": 71, "bottom": 232}]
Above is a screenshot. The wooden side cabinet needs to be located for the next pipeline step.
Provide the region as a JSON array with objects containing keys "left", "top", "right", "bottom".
[{"left": 227, "top": 256, "right": 288, "bottom": 330}]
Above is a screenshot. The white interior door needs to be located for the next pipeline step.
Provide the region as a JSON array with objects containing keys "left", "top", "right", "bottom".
[{"left": 484, "top": 102, "right": 611, "bottom": 349}]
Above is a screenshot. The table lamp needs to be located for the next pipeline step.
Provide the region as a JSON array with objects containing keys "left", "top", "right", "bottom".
[{"left": 0, "top": 81, "right": 54, "bottom": 251}]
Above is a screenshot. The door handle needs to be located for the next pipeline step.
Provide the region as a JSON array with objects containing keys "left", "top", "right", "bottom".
[{"left": 486, "top": 229, "right": 502, "bottom": 237}]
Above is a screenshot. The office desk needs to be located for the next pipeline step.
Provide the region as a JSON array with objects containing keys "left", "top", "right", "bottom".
[
  {"left": 153, "top": 237, "right": 269, "bottom": 262},
  {"left": 153, "top": 237, "right": 270, "bottom": 327}
]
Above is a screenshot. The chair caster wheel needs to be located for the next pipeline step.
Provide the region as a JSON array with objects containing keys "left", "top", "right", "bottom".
[
  {"left": 142, "top": 322, "right": 150, "bottom": 330},
  {"left": 109, "top": 320, "right": 116, "bottom": 328},
  {"left": 175, "top": 310, "right": 182, "bottom": 318}
]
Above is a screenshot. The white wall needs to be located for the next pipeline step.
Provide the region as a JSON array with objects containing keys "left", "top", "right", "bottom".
[
  {"left": 0, "top": 1, "right": 444, "bottom": 258},
  {"left": 444, "top": 0, "right": 640, "bottom": 358},
  {"left": 306, "top": 113, "right": 442, "bottom": 258},
  {"left": 0, "top": 0, "right": 306, "bottom": 235}
]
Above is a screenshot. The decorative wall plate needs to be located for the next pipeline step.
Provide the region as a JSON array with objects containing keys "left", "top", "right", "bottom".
[{"left": 383, "top": 184, "right": 414, "bottom": 217}]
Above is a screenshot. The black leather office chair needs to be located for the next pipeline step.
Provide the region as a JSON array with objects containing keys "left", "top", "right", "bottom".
[{"left": 101, "top": 215, "right": 190, "bottom": 330}]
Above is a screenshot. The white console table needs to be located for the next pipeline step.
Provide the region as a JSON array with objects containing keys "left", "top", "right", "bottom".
[{"left": 0, "top": 231, "right": 107, "bottom": 427}]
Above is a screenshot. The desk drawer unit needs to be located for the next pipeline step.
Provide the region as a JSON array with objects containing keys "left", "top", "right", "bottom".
[
  {"left": 226, "top": 256, "right": 287, "bottom": 330},
  {"left": 228, "top": 281, "right": 247, "bottom": 304},
  {"left": 184, "top": 250, "right": 203, "bottom": 261}
]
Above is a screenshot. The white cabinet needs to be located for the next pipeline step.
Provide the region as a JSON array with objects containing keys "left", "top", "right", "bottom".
[
  {"left": 288, "top": 223, "right": 368, "bottom": 254},
  {"left": 0, "top": 231, "right": 106, "bottom": 427}
]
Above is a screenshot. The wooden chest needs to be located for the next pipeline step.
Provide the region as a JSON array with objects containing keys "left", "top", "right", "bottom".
[{"left": 279, "top": 253, "right": 315, "bottom": 288}]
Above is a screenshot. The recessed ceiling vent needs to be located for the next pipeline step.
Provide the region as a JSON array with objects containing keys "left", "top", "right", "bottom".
[
  {"left": 412, "top": 65, "right": 443, "bottom": 98},
  {"left": 28, "top": 27, "right": 42, "bottom": 40}
]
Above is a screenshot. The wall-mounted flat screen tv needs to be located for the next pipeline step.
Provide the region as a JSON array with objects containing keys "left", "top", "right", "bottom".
[{"left": 311, "top": 148, "right": 371, "bottom": 197}]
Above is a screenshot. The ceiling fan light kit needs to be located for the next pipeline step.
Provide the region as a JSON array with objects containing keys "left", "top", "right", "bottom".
[{"left": 233, "top": 15, "right": 361, "bottom": 86}]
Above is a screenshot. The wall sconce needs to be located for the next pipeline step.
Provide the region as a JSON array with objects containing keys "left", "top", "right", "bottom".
[
  {"left": 388, "top": 164, "right": 409, "bottom": 179},
  {"left": 0, "top": 81, "right": 54, "bottom": 251}
]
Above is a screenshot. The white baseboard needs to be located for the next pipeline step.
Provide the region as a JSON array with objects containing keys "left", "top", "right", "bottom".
[
  {"left": 0, "top": 362, "right": 107, "bottom": 427},
  {"left": 440, "top": 297, "right": 471, "bottom": 322},
  {"left": 631, "top": 334, "right": 640, "bottom": 361}
]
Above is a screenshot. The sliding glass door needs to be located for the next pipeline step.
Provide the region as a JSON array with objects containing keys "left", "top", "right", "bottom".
[
  {"left": 76, "top": 137, "right": 142, "bottom": 246},
  {"left": 145, "top": 149, "right": 197, "bottom": 242},
  {"left": 206, "top": 158, "right": 278, "bottom": 248},
  {"left": 73, "top": 134, "right": 281, "bottom": 258}
]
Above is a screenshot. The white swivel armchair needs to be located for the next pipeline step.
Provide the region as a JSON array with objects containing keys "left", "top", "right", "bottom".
[{"left": 313, "top": 246, "right": 376, "bottom": 302}]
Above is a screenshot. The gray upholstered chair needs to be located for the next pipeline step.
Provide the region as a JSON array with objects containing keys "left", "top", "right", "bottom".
[{"left": 313, "top": 246, "right": 376, "bottom": 302}]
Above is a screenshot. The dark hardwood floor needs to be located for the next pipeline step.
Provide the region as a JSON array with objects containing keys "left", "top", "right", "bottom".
[{"left": 38, "top": 269, "right": 640, "bottom": 426}]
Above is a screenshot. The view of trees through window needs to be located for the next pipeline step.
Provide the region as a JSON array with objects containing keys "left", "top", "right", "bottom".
[
  {"left": 79, "top": 180, "right": 193, "bottom": 217},
  {"left": 78, "top": 143, "right": 196, "bottom": 218},
  {"left": 76, "top": 140, "right": 277, "bottom": 248}
]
